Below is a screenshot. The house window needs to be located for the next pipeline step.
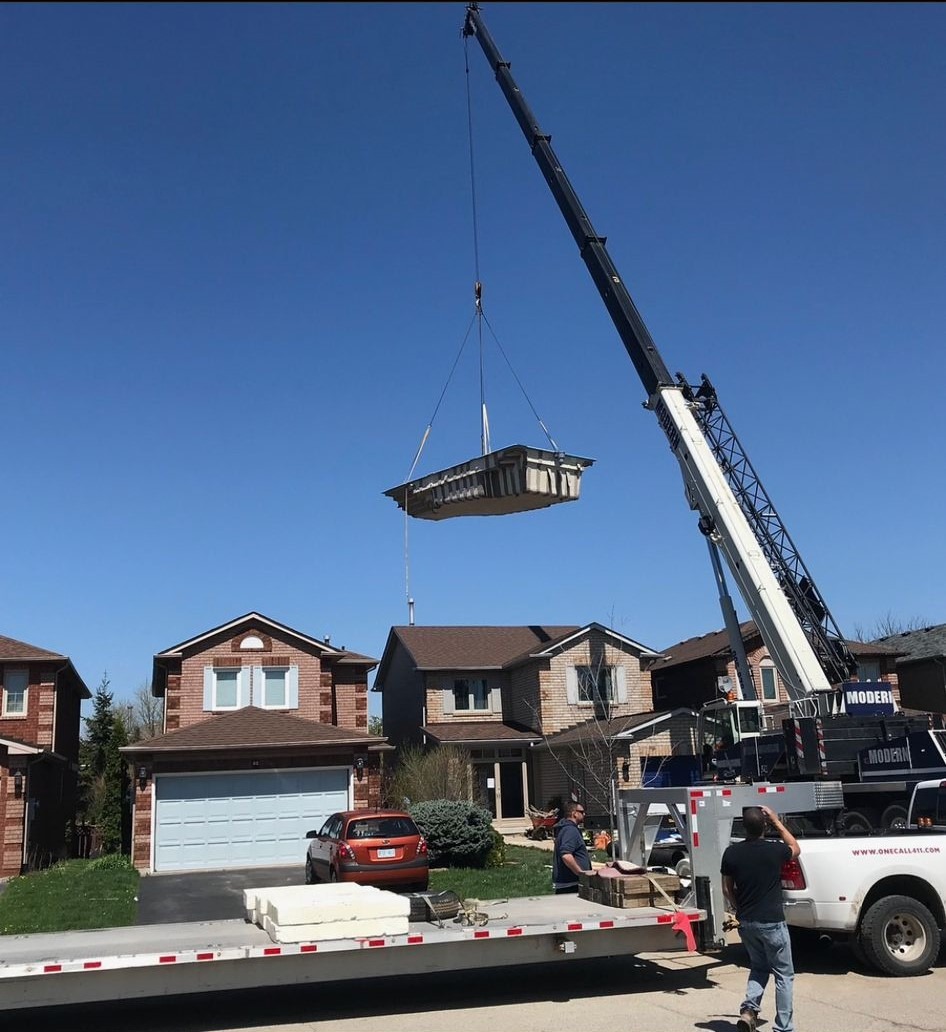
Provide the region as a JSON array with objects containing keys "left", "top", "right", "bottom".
[
  {"left": 453, "top": 678, "right": 490, "bottom": 711},
  {"left": 759, "top": 661, "right": 778, "bottom": 702},
  {"left": 261, "top": 667, "right": 287, "bottom": 708},
  {"left": 577, "top": 666, "right": 614, "bottom": 706},
  {"left": 2, "top": 669, "right": 28, "bottom": 717},
  {"left": 214, "top": 669, "right": 240, "bottom": 709},
  {"left": 856, "top": 660, "right": 881, "bottom": 682}
]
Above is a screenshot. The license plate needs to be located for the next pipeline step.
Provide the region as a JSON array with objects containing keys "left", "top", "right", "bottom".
[{"left": 377, "top": 848, "right": 396, "bottom": 859}]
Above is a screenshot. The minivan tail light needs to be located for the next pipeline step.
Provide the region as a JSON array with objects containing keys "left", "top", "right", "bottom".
[
  {"left": 416, "top": 836, "right": 428, "bottom": 857},
  {"left": 781, "top": 858, "right": 806, "bottom": 891}
]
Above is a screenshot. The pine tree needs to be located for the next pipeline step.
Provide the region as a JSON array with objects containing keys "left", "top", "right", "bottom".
[
  {"left": 79, "top": 672, "right": 114, "bottom": 822},
  {"left": 99, "top": 712, "right": 128, "bottom": 854}
]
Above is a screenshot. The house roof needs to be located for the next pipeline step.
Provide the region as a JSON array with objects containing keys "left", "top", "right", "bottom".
[
  {"left": 0, "top": 634, "right": 91, "bottom": 698},
  {"left": 121, "top": 707, "right": 386, "bottom": 754},
  {"left": 374, "top": 623, "right": 660, "bottom": 688},
  {"left": 650, "top": 621, "right": 901, "bottom": 672},
  {"left": 874, "top": 624, "right": 946, "bottom": 664},
  {"left": 421, "top": 721, "right": 542, "bottom": 746},
  {"left": 543, "top": 708, "right": 696, "bottom": 747},
  {"left": 153, "top": 612, "right": 378, "bottom": 667}
]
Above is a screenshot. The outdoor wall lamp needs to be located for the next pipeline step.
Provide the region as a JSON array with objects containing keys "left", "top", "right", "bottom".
[
  {"left": 13, "top": 769, "right": 23, "bottom": 798},
  {"left": 621, "top": 760, "right": 630, "bottom": 783},
  {"left": 137, "top": 765, "right": 150, "bottom": 791},
  {"left": 354, "top": 756, "right": 366, "bottom": 781}
]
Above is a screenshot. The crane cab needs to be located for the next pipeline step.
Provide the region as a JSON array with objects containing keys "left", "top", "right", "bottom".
[{"left": 698, "top": 698, "right": 769, "bottom": 780}]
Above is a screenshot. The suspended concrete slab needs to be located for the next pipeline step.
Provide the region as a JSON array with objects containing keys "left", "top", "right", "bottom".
[{"left": 384, "top": 444, "right": 594, "bottom": 521}]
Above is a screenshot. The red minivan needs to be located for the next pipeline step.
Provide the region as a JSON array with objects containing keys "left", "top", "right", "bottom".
[{"left": 305, "top": 810, "right": 429, "bottom": 892}]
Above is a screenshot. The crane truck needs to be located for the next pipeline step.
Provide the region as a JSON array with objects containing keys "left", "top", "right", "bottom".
[{"left": 462, "top": 2, "right": 943, "bottom": 835}]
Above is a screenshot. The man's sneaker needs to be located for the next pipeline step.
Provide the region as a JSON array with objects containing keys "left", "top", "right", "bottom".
[{"left": 736, "top": 1010, "right": 757, "bottom": 1032}]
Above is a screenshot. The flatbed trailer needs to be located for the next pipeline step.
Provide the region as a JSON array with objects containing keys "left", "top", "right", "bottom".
[{"left": 0, "top": 895, "right": 704, "bottom": 1011}]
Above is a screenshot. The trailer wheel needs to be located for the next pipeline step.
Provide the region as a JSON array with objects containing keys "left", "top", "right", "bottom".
[
  {"left": 881, "top": 805, "right": 909, "bottom": 831},
  {"left": 859, "top": 895, "right": 941, "bottom": 976}
]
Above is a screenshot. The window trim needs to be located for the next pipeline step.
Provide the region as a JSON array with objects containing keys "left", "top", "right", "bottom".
[
  {"left": 259, "top": 666, "right": 289, "bottom": 709},
  {"left": 759, "top": 660, "right": 778, "bottom": 702},
  {"left": 2, "top": 668, "right": 29, "bottom": 718},
  {"left": 576, "top": 665, "right": 615, "bottom": 707},
  {"left": 213, "top": 668, "right": 241, "bottom": 710},
  {"left": 453, "top": 677, "right": 490, "bottom": 712}
]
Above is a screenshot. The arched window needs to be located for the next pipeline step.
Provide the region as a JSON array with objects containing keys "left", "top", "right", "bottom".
[{"left": 239, "top": 635, "right": 265, "bottom": 651}]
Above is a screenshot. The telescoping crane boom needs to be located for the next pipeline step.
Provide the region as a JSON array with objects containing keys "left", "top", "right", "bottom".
[{"left": 462, "top": 3, "right": 859, "bottom": 727}]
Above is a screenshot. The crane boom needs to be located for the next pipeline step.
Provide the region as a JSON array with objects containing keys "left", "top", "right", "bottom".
[{"left": 462, "top": 3, "right": 857, "bottom": 704}]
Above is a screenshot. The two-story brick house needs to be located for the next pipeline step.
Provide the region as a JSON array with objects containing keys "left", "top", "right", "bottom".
[
  {"left": 121, "top": 613, "right": 387, "bottom": 873},
  {"left": 374, "top": 623, "right": 697, "bottom": 830},
  {"left": 1, "top": 634, "right": 90, "bottom": 878}
]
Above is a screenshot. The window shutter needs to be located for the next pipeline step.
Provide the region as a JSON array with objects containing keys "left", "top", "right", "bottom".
[
  {"left": 442, "top": 679, "right": 455, "bottom": 715},
  {"left": 251, "top": 666, "right": 263, "bottom": 706},
  {"left": 566, "top": 667, "right": 579, "bottom": 704},
  {"left": 287, "top": 666, "right": 299, "bottom": 709},
  {"left": 490, "top": 685, "right": 503, "bottom": 714},
  {"left": 237, "top": 668, "right": 251, "bottom": 709},
  {"left": 203, "top": 667, "right": 214, "bottom": 711},
  {"left": 615, "top": 666, "right": 628, "bottom": 704}
]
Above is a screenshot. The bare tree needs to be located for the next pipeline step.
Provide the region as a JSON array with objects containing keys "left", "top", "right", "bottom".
[
  {"left": 128, "top": 680, "right": 163, "bottom": 742},
  {"left": 850, "top": 612, "right": 931, "bottom": 643}
]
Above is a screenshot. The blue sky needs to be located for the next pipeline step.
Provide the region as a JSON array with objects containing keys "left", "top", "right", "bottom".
[{"left": 3, "top": 3, "right": 944, "bottom": 717}]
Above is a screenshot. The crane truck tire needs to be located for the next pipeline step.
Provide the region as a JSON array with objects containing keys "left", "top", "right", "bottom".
[
  {"left": 838, "top": 810, "right": 874, "bottom": 835},
  {"left": 881, "top": 804, "right": 909, "bottom": 831},
  {"left": 858, "top": 895, "right": 941, "bottom": 977}
]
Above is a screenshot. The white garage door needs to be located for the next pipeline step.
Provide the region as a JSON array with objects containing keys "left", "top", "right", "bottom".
[{"left": 154, "top": 768, "right": 350, "bottom": 872}]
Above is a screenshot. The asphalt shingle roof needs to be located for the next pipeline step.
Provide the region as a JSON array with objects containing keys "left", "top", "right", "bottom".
[
  {"left": 122, "top": 707, "right": 384, "bottom": 753},
  {"left": 0, "top": 634, "right": 65, "bottom": 661},
  {"left": 386, "top": 626, "right": 579, "bottom": 671},
  {"left": 421, "top": 721, "right": 542, "bottom": 745},
  {"left": 874, "top": 624, "right": 946, "bottom": 664}
]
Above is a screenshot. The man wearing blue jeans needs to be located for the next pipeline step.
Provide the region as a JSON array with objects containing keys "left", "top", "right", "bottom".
[{"left": 721, "top": 805, "right": 800, "bottom": 1032}]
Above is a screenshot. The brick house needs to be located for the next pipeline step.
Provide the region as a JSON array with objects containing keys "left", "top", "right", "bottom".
[
  {"left": 121, "top": 613, "right": 387, "bottom": 873},
  {"left": 1, "top": 634, "right": 90, "bottom": 878},
  {"left": 374, "top": 623, "right": 696, "bottom": 830},
  {"left": 650, "top": 619, "right": 905, "bottom": 717}
]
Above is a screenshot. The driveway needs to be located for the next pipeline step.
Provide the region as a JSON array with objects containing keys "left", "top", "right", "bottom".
[{"left": 136, "top": 865, "right": 303, "bottom": 925}]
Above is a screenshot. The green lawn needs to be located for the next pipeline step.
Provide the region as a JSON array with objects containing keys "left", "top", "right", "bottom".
[
  {"left": 0, "top": 858, "right": 139, "bottom": 935},
  {"left": 428, "top": 844, "right": 555, "bottom": 899}
]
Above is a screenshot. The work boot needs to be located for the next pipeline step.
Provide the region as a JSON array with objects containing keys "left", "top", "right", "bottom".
[{"left": 736, "top": 1010, "right": 757, "bottom": 1032}]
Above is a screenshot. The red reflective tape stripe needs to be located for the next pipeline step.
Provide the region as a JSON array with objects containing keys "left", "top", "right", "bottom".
[
  {"left": 367, "top": 939, "right": 386, "bottom": 947},
  {"left": 301, "top": 944, "right": 318, "bottom": 953},
  {"left": 598, "top": 920, "right": 614, "bottom": 929},
  {"left": 690, "top": 800, "right": 698, "bottom": 815},
  {"left": 263, "top": 948, "right": 282, "bottom": 956},
  {"left": 721, "top": 789, "right": 732, "bottom": 796},
  {"left": 567, "top": 923, "right": 583, "bottom": 931},
  {"left": 656, "top": 914, "right": 673, "bottom": 924},
  {"left": 506, "top": 928, "right": 523, "bottom": 936},
  {"left": 159, "top": 956, "right": 177, "bottom": 964},
  {"left": 407, "top": 935, "right": 424, "bottom": 944},
  {"left": 776, "top": 785, "right": 785, "bottom": 792},
  {"left": 687, "top": 912, "right": 702, "bottom": 919},
  {"left": 473, "top": 930, "right": 490, "bottom": 938},
  {"left": 196, "top": 953, "right": 214, "bottom": 961},
  {"left": 43, "top": 964, "right": 62, "bottom": 973},
  {"left": 693, "top": 831, "right": 700, "bottom": 848},
  {"left": 83, "top": 961, "right": 102, "bottom": 969},
  {"left": 691, "top": 790, "right": 706, "bottom": 797}
]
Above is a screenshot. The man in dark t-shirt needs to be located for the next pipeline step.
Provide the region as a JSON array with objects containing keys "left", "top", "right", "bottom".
[
  {"left": 721, "top": 805, "right": 800, "bottom": 1032},
  {"left": 552, "top": 800, "right": 591, "bottom": 893}
]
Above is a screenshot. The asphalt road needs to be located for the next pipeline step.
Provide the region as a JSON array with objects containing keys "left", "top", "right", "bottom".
[
  {"left": 136, "top": 865, "right": 303, "bottom": 924},
  {"left": 13, "top": 936, "right": 946, "bottom": 1032}
]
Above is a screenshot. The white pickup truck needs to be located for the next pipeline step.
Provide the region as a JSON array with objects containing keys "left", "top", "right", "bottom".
[{"left": 782, "top": 779, "right": 946, "bottom": 976}]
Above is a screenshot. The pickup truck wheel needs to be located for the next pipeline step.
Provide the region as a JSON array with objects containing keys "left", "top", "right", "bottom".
[{"left": 859, "top": 895, "right": 941, "bottom": 976}]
